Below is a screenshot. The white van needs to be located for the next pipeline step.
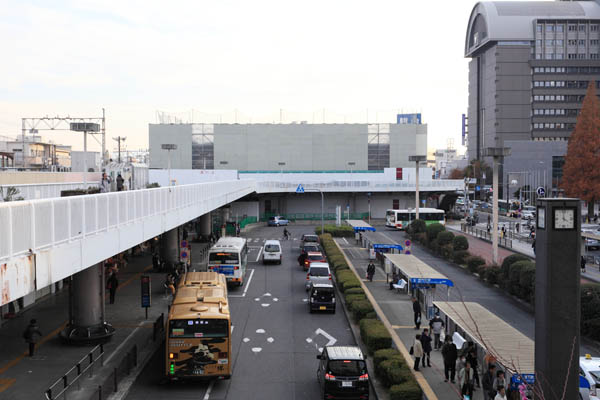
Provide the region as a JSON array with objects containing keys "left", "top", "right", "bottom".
[{"left": 263, "top": 240, "right": 282, "bottom": 265}]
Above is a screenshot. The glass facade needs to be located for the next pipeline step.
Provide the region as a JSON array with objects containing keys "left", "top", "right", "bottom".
[
  {"left": 192, "top": 124, "right": 214, "bottom": 169},
  {"left": 367, "top": 124, "right": 390, "bottom": 170},
  {"left": 552, "top": 156, "right": 565, "bottom": 184}
]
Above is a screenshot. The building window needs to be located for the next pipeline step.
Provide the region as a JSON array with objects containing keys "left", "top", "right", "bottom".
[
  {"left": 556, "top": 53, "right": 564, "bottom": 59},
  {"left": 536, "top": 39, "right": 542, "bottom": 47},
  {"left": 568, "top": 53, "right": 577, "bottom": 59},
  {"left": 568, "top": 24, "right": 577, "bottom": 32},
  {"left": 592, "top": 24, "right": 599, "bottom": 32},
  {"left": 552, "top": 156, "right": 565, "bottom": 184},
  {"left": 579, "top": 53, "right": 586, "bottom": 59},
  {"left": 393, "top": 199, "right": 400, "bottom": 210},
  {"left": 557, "top": 24, "right": 564, "bottom": 33},
  {"left": 537, "top": 24, "right": 543, "bottom": 33},
  {"left": 592, "top": 53, "right": 600, "bottom": 59},
  {"left": 591, "top": 40, "right": 599, "bottom": 46},
  {"left": 556, "top": 39, "right": 564, "bottom": 46},
  {"left": 579, "top": 39, "right": 586, "bottom": 46},
  {"left": 546, "top": 39, "right": 554, "bottom": 46},
  {"left": 546, "top": 25, "right": 554, "bottom": 32},
  {"left": 545, "top": 54, "right": 554, "bottom": 60},
  {"left": 568, "top": 39, "right": 577, "bottom": 46},
  {"left": 367, "top": 124, "right": 390, "bottom": 171},
  {"left": 580, "top": 25, "right": 587, "bottom": 32}
]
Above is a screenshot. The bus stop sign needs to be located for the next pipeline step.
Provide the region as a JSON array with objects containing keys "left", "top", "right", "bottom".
[{"left": 141, "top": 275, "right": 151, "bottom": 308}]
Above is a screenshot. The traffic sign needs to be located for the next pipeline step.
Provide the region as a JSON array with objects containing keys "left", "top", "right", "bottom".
[
  {"left": 475, "top": 185, "right": 481, "bottom": 191},
  {"left": 296, "top": 184, "right": 305, "bottom": 193},
  {"left": 537, "top": 186, "right": 545, "bottom": 196}
]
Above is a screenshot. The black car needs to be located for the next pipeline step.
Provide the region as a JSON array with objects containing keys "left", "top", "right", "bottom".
[
  {"left": 317, "top": 346, "right": 369, "bottom": 399},
  {"left": 309, "top": 283, "right": 336, "bottom": 313}
]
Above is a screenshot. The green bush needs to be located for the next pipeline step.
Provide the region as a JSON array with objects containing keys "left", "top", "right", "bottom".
[
  {"left": 373, "top": 348, "right": 402, "bottom": 368},
  {"left": 377, "top": 359, "right": 412, "bottom": 387},
  {"left": 359, "top": 319, "right": 392, "bottom": 354},
  {"left": 365, "top": 311, "right": 378, "bottom": 319},
  {"left": 342, "top": 278, "right": 362, "bottom": 292},
  {"left": 315, "top": 225, "right": 355, "bottom": 237},
  {"left": 583, "top": 318, "right": 600, "bottom": 341},
  {"left": 508, "top": 260, "right": 529, "bottom": 296},
  {"left": 501, "top": 254, "right": 529, "bottom": 282},
  {"left": 345, "top": 294, "right": 367, "bottom": 304},
  {"left": 429, "top": 238, "right": 441, "bottom": 255},
  {"left": 453, "top": 250, "right": 470, "bottom": 265},
  {"left": 466, "top": 255, "right": 486, "bottom": 274},
  {"left": 407, "top": 219, "right": 426, "bottom": 240},
  {"left": 426, "top": 223, "right": 446, "bottom": 243},
  {"left": 440, "top": 244, "right": 453, "bottom": 261},
  {"left": 437, "top": 231, "right": 455, "bottom": 247},
  {"left": 453, "top": 235, "right": 469, "bottom": 251},
  {"left": 344, "top": 287, "right": 365, "bottom": 296},
  {"left": 336, "top": 269, "right": 355, "bottom": 282},
  {"left": 581, "top": 284, "right": 600, "bottom": 337},
  {"left": 350, "top": 299, "right": 375, "bottom": 321},
  {"left": 518, "top": 263, "right": 536, "bottom": 303},
  {"left": 484, "top": 265, "right": 502, "bottom": 285},
  {"left": 389, "top": 380, "right": 423, "bottom": 400}
]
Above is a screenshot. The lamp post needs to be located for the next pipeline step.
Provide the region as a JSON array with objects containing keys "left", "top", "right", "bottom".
[
  {"left": 348, "top": 161, "right": 356, "bottom": 174},
  {"left": 161, "top": 144, "right": 177, "bottom": 186},
  {"left": 278, "top": 162, "right": 286, "bottom": 174},
  {"left": 70, "top": 122, "right": 100, "bottom": 191},
  {"left": 409, "top": 155, "right": 427, "bottom": 220},
  {"left": 482, "top": 147, "right": 511, "bottom": 265},
  {"left": 113, "top": 136, "right": 126, "bottom": 163}
]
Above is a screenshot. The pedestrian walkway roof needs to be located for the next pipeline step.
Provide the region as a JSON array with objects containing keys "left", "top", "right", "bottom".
[
  {"left": 385, "top": 254, "right": 453, "bottom": 287},
  {"left": 433, "top": 301, "right": 534, "bottom": 374},
  {"left": 362, "top": 231, "right": 405, "bottom": 251},
  {"left": 346, "top": 219, "right": 375, "bottom": 232}
]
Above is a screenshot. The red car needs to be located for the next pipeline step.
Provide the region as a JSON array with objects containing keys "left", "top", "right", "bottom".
[{"left": 301, "top": 251, "right": 327, "bottom": 271}]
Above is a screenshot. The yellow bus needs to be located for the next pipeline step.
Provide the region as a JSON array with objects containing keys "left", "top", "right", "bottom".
[
  {"left": 178, "top": 271, "right": 228, "bottom": 289},
  {"left": 166, "top": 278, "right": 232, "bottom": 380}
]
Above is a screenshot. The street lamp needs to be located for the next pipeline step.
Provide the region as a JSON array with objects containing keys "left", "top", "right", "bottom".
[
  {"left": 348, "top": 161, "right": 356, "bottom": 174},
  {"left": 278, "top": 162, "right": 286, "bottom": 173},
  {"left": 161, "top": 144, "right": 177, "bottom": 186},
  {"left": 71, "top": 122, "right": 100, "bottom": 191},
  {"left": 409, "top": 155, "right": 427, "bottom": 220},
  {"left": 482, "top": 147, "right": 511, "bottom": 265}
]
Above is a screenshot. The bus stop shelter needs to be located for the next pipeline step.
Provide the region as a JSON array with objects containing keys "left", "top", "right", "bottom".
[
  {"left": 360, "top": 231, "right": 408, "bottom": 261},
  {"left": 346, "top": 219, "right": 376, "bottom": 232},
  {"left": 433, "top": 301, "right": 535, "bottom": 391},
  {"left": 385, "top": 254, "right": 453, "bottom": 318}
]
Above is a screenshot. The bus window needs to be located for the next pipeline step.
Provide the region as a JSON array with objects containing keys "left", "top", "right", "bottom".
[
  {"left": 170, "top": 319, "right": 229, "bottom": 338},
  {"left": 209, "top": 252, "right": 239, "bottom": 264}
]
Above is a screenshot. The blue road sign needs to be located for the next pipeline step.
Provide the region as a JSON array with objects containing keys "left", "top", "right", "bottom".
[
  {"left": 476, "top": 185, "right": 481, "bottom": 191},
  {"left": 537, "top": 186, "right": 545, "bottom": 196},
  {"left": 296, "top": 184, "right": 305, "bottom": 193}
]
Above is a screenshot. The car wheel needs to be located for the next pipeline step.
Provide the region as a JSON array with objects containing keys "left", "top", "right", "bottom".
[{"left": 309, "top": 308, "right": 314, "bottom": 314}]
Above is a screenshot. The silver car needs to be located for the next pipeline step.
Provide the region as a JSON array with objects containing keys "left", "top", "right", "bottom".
[{"left": 305, "top": 262, "right": 332, "bottom": 290}]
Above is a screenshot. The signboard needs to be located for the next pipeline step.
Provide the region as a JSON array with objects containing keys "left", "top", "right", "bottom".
[
  {"left": 296, "top": 184, "right": 305, "bottom": 193},
  {"left": 70, "top": 122, "right": 100, "bottom": 132},
  {"left": 141, "top": 275, "right": 151, "bottom": 308},
  {"left": 353, "top": 226, "right": 376, "bottom": 232},
  {"left": 410, "top": 277, "right": 454, "bottom": 287},
  {"left": 396, "top": 168, "right": 403, "bottom": 180},
  {"left": 397, "top": 113, "right": 422, "bottom": 125},
  {"left": 510, "top": 374, "right": 535, "bottom": 390},
  {"left": 537, "top": 186, "right": 546, "bottom": 196},
  {"left": 373, "top": 244, "right": 404, "bottom": 251}
]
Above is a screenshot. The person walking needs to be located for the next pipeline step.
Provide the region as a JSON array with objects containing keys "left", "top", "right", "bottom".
[
  {"left": 412, "top": 298, "right": 422, "bottom": 330},
  {"left": 532, "top": 238, "right": 536, "bottom": 255},
  {"left": 420, "top": 328, "right": 432, "bottom": 367},
  {"left": 107, "top": 272, "right": 119, "bottom": 304},
  {"left": 23, "top": 319, "right": 42, "bottom": 357},
  {"left": 482, "top": 364, "right": 497, "bottom": 400},
  {"left": 429, "top": 313, "right": 445, "bottom": 350},
  {"left": 100, "top": 172, "right": 111, "bottom": 193},
  {"left": 412, "top": 334, "right": 424, "bottom": 371},
  {"left": 582, "top": 255, "right": 587, "bottom": 273},
  {"left": 494, "top": 386, "right": 507, "bottom": 400},
  {"left": 441, "top": 335, "right": 458, "bottom": 383},
  {"left": 466, "top": 348, "right": 480, "bottom": 388},
  {"left": 366, "top": 262, "right": 375, "bottom": 282},
  {"left": 493, "top": 370, "right": 507, "bottom": 395},
  {"left": 283, "top": 227, "right": 290, "bottom": 240},
  {"left": 116, "top": 173, "right": 124, "bottom": 191},
  {"left": 458, "top": 361, "right": 475, "bottom": 398}
]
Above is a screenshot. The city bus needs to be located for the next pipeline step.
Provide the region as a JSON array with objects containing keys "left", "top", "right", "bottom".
[
  {"left": 207, "top": 237, "right": 248, "bottom": 286},
  {"left": 178, "top": 271, "right": 228, "bottom": 289},
  {"left": 385, "top": 208, "right": 445, "bottom": 230},
  {"left": 166, "top": 283, "right": 232, "bottom": 380}
]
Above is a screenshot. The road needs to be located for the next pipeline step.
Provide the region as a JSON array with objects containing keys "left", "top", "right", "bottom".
[{"left": 125, "top": 225, "right": 358, "bottom": 400}]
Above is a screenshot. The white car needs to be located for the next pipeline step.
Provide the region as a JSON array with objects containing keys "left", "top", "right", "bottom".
[
  {"left": 262, "top": 240, "right": 282, "bottom": 265},
  {"left": 580, "top": 354, "right": 600, "bottom": 400},
  {"left": 305, "top": 262, "right": 332, "bottom": 290}
]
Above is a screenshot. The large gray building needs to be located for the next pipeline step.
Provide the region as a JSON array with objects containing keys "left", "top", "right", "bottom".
[
  {"left": 465, "top": 0, "right": 600, "bottom": 194},
  {"left": 149, "top": 122, "right": 427, "bottom": 171}
]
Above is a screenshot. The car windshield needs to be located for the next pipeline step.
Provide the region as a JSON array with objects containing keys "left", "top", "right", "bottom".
[
  {"left": 304, "top": 236, "right": 318, "bottom": 242},
  {"left": 589, "top": 370, "right": 600, "bottom": 384},
  {"left": 265, "top": 244, "right": 280, "bottom": 252},
  {"left": 304, "top": 245, "right": 320, "bottom": 253},
  {"left": 310, "top": 267, "right": 329, "bottom": 276},
  {"left": 328, "top": 360, "right": 366, "bottom": 376},
  {"left": 308, "top": 254, "right": 324, "bottom": 261}
]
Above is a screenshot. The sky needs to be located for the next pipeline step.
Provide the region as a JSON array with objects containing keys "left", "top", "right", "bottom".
[{"left": 0, "top": 0, "right": 530, "bottom": 155}]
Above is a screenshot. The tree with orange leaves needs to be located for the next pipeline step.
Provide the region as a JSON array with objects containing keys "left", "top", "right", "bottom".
[{"left": 562, "top": 80, "right": 600, "bottom": 218}]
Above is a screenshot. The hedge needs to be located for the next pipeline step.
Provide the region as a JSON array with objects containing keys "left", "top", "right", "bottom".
[
  {"left": 501, "top": 254, "right": 529, "bottom": 282},
  {"left": 377, "top": 359, "right": 412, "bottom": 387},
  {"left": 484, "top": 265, "right": 502, "bottom": 285},
  {"left": 437, "top": 231, "right": 454, "bottom": 247},
  {"left": 518, "top": 262, "right": 536, "bottom": 303},
  {"left": 582, "top": 284, "right": 600, "bottom": 339},
  {"left": 359, "top": 319, "right": 392, "bottom": 354},
  {"left": 426, "top": 223, "right": 446, "bottom": 243},
  {"left": 373, "top": 348, "right": 402, "bottom": 368},
  {"left": 453, "top": 250, "right": 470, "bottom": 265},
  {"left": 315, "top": 225, "right": 355, "bottom": 237},
  {"left": 350, "top": 299, "right": 375, "bottom": 321},
  {"left": 453, "top": 235, "right": 469, "bottom": 251},
  {"left": 440, "top": 244, "right": 453, "bottom": 261},
  {"left": 342, "top": 278, "right": 362, "bottom": 292},
  {"left": 466, "top": 255, "right": 486, "bottom": 274},
  {"left": 344, "top": 287, "right": 365, "bottom": 296},
  {"left": 345, "top": 294, "right": 367, "bottom": 304},
  {"left": 389, "top": 381, "right": 423, "bottom": 400},
  {"left": 406, "top": 219, "right": 426, "bottom": 240},
  {"left": 508, "top": 260, "right": 529, "bottom": 296}
]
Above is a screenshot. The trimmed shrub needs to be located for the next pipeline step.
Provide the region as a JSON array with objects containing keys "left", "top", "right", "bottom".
[
  {"left": 377, "top": 359, "right": 412, "bottom": 387},
  {"left": 336, "top": 269, "right": 355, "bottom": 282},
  {"left": 426, "top": 223, "right": 446, "bottom": 243},
  {"left": 345, "top": 294, "right": 367, "bottom": 304},
  {"left": 365, "top": 311, "right": 378, "bottom": 319},
  {"left": 453, "top": 250, "right": 470, "bottom": 265},
  {"left": 466, "top": 255, "right": 486, "bottom": 274},
  {"left": 344, "top": 287, "right": 365, "bottom": 296},
  {"left": 389, "top": 381, "right": 423, "bottom": 400},
  {"left": 315, "top": 225, "right": 355, "bottom": 237},
  {"left": 500, "top": 254, "right": 529, "bottom": 282},
  {"left": 429, "top": 238, "right": 441, "bottom": 255},
  {"left": 437, "top": 231, "right": 455, "bottom": 247},
  {"left": 581, "top": 284, "right": 600, "bottom": 337},
  {"left": 508, "top": 260, "right": 529, "bottom": 296},
  {"left": 373, "top": 348, "right": 402, "bottom": 368},
  {"left": 518, "top": 263, "right": 536, "bottom": 303},
  {"left": 440, "top": 244, "right": 453, "bottom": 261},
  {"left": 484, "top": 265, "right": 502, "bottom": 285},
  {"left": 350, "top": 299, "right": 375, "bottom": 321},
  {"left": 342, "top": 278, "right": 362, "bottom": 292},
  {"left": 407, "top": 219, "right": 426, "bottom": 240},
  {"left": 453, "top": 235, "right": 469, "bottom": 251},
  {"left": 359, "top": 319, "right": 392, "bottom": 354}
]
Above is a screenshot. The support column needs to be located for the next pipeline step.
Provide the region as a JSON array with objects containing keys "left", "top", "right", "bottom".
[
  {"left": 161, "top": 228, "right": 179, "bottom": 266},
  {"left": 60, "top": 263, "right": 114, "bottom": 344},
  {"left": 200, "top": 212, "right": 212, "bottom": 239}
]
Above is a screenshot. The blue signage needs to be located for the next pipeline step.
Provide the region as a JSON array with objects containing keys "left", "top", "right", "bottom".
[
  {"left": 397, "top": 113, "right": 422, "bottom": 125},
  {"left": 215, "top": 265, "right": 235, "bottom": 275},
  {"left": 141, "top": 275, "right": 151, "bottom": 308},
  {"left": 510, "top": 374, "right": 535, "bottom": 390},
  {"left": 296, "top": 184, "right": 305, "bottom": 193},
  {"left": 373, "top": 244, "right": 404, "bottom": 251},
  {"left": 410, "top": 278, "right": 454, "bottom": 287},
  {"left": 353, "top": 226, "right": 376, "bottom": 232}
]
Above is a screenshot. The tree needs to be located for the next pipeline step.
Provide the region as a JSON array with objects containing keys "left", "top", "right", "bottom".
[
  {"left": 463, "top": 159, "right": 491, "bottom": 183},
  {"left": 448, "top": 168, "right": 464, "bottom": 179},
  {"left": 562, "top": 80, "right": 600, "bottom": 218},
  {"left": 0, "top": 186, "right": 24, "bottom": 202}
]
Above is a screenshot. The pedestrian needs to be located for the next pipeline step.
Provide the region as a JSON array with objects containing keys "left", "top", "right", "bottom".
[
  {"left": 22, "top": 319, "right": 42, "bottom": 357},
  {"left": 532, "top": 239, "right": 536, "bottom": 255},
  {"left": 429, "top": 313, "right": 445, "bottom": 350},
  {"left": 458, "top": 361, "right": 475, "bottom": 398},
  {"left": 389, "top": 270, "right": 399, "bottom": 290},
  {"left": 412, "top": 297, "right": 422, "bottom": 329},
  {"left": 516, "top": 223, "right": 520, "bottom": 233},
  {"left": 466, "top": 348, "right": 481, "bottom": 388},
  {"left": 582, "top": 255, "right": 587, "bottom": 273},
  {"left": 441, "top": 335, "right": 458, "bottom": 383},
  {"left": 501, "top": 226, "right": 506, "bottom": 238},
  {"left": 100, "top": 172, "right": 111, "bottom": 193},
  {"left": 116, "top": 173, "right": 124, "bottom": 191},
  {"left": 494, "top": 386, "right": 507, "bottom": 400},
  {"left": 412, "top": 334, "right": 424, "bottom": 371},
  {"left": 107, "top": 272, "right": 119, "bottom": 304},
  {"left": 493, "top": 370, "right": 506, "bottom": 395},
  {"left": 487, "top": 223, "right": 491, "bottom": 234},
  {"left": 283, "top": 227, "right": 290, "bottom": 240},
  {"left": 236, "top": 224, "right": 241, "bottom": 237},
  {"left": 482, "top": 364, "right": 497, "bottom": 400},
  {"left": 367, "top": 261, "right": 375, "bottom": 282},
  {"left": 420, "top": 328, "right": 432, "bottom": 367}
]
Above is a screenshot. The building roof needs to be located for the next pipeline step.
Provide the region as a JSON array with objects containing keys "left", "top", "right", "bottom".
[
  {"left": 465, "top": 1, "right": 600, "bottom": 57},
  {"left": 385, "top": 254, "right": 453, "bottom": 287}
]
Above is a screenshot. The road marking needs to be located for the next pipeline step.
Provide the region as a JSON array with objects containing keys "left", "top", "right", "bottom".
[
  {"left": 0, "top": 378, "right": 16, "bottom": 393},
  {"left": 229, "top": 269, "right": 255, "bottom": 297},
  {"left": 343, "top": 237, "right": 349, "bottom": 244},
  {"left": 251, "top": 347, "right": 262, "bottom": 353},
  {"left": 203, "top": 381, "right": 214, "bottom": 400},
  {"left": 391, "top": 325, "right": 416, "bottom": 329},
  {"left": 256, "top": 329, "right": 265, "bottom": 334},
  {"left": 315, "top": 329, "right": 337, "bottom": 347},
  {"left": 256, "top": 246, "right": 263, "bottom": 262}
]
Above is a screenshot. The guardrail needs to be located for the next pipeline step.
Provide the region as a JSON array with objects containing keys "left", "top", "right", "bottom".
[
  {"left": 45, "top": 344, "right": 105, "bottom": 400},
  {"left": 0, "top": 182, "right": 101, "bottom": 201},
  {"left": 153, "top": 312, "right": 165, "bottom": 342},
  {"left": 461, "top": 223, "right": 513, "bottom": 249}
]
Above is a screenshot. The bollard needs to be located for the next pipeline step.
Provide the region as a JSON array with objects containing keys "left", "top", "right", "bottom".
[
  {"left": 46, "top": 389, "right": 53, "bottom": 400},
  {"left": 100, "top": 344, "right": 105, "bottom": 367},
  {"left": 98, "top": 385, "right": 102, "bottom": 400},
  {"left": 113, "top": 368, "right": 118, "bottom": 392}
]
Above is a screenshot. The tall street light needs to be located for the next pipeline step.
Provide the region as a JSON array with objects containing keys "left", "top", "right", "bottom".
[
  {"left": 482, "top": 147, "right": 511, "bottom": 265},
  {"left": 161, "top": 144, "right": 177, "bottom": 186},
  {"left": 278, "top": 162, "right": 286, "bottom": 173},
  {"left": 70, "top": 122, "right": 100, "bottom": 191},
  {"left": 409, "top": 155, "right": 427, "bottom": 220}
]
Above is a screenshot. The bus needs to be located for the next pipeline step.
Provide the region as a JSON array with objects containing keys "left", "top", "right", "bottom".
[
  {"left": 166, "top": 281, "right": 232, "bottom": 380},
  {"left": 207, "top": 237, "right": 248, "bottom": 286},
  {"left": 178, "top": 271, "right": 228, "bottom": 289},
  {"left": 385, "top": 208, "right": 445, "bottom": 230}
]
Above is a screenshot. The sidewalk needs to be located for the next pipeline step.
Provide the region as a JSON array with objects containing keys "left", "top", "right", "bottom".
[{"left": 0, "top": 252, "right": 170, "bottom": 400}]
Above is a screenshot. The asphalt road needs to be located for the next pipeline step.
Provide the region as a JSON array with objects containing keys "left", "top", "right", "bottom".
[{"left": 125, "top": 225, "right": 357, "bottom": 400}]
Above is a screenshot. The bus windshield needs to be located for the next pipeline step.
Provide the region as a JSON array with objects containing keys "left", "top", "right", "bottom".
[
  {"left": 169, "top": 319, "right": 229, "bottom": 338},
  {"left": 209, "top": 252, "right": 239, "bottom": 264}
]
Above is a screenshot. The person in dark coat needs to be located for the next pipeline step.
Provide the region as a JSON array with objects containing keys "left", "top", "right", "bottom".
[
  {"left": 482, "top": 364, "right": 497, "bottom": 400},
  {"left": 23, "top": 319, "right": 42, "bottom": 357},
  {"left": 466, "top": 347, "right": 481, "bottom": 388},
  {"left": 441, "top": 335, "right": 458, "bottom": 383},
  {"left": 107, "top": 272, "right": 119, "bottom": 304},
  {"left": 420, "top": 328, "right": 432, "bottom": 367},
  {"left": 116, "top": 174, "right": 124, "bottom": 191},
  {"left": 366, "top": 262, "right": 375, "bottom": 282},
  {"left": 582, "top": 256, "right": 587, "bottom": 273},
  {"left": 412, "top": 297, "right": 422, "bottom": 329}
]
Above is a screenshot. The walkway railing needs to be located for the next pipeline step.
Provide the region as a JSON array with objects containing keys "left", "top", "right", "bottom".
[
  {"left": 256, "top": 179, "right": 463, "bottom": 193},
  {"left": 461, "top": 223, "right": 513, "bottom": 249}
]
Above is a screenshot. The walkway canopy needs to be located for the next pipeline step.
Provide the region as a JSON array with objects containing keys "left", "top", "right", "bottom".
[
  {"left": 385, "top": 254, "right": 453, "bottom": 287},
  {"left": 346, "top": 219, "right": 375, "bottom": 232},
  {"left": 361, "top": 231, "right": 405, "bottom": 252},
  {"left": 433, "top": 301, "right": 534, "bottom": 378}
]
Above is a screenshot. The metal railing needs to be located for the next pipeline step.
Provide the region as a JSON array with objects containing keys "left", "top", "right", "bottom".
[
  {"left": 255, "top": 179, "right": 463, "bottom": 193},
  {"left": 45, "top": 344, "right": 105, "bottom": 400},
  {"left": 461, "top": 224, "right": 513, "bottom": 249},
  {"left": 0, "top": 182, "right": 101, "bottom": 201},
  {"left": 153, "top": 313, "right": 165, "bottom": 342}
]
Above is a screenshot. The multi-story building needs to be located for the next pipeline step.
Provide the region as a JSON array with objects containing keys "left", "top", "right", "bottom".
[
  {"left": 465, "top": 0, "right": 600, "bottom": 195},
  {"left": 434, "top": 148, "right": 462, "bottom": 178},
  {"left": 149, "top": 121, "right": 427, "bottom": 171}
]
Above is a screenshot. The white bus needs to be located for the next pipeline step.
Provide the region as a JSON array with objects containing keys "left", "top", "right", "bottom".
[
  {"left": 207, "top": 237, "right": 248, "bottom": 286},
  {"left": 385, "top": 208, "right": 445, "bottom": 230}
]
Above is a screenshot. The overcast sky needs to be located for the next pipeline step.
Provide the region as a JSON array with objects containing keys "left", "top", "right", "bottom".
[{"left": 0, "top": 0, "right": 533, "bottom": 155}]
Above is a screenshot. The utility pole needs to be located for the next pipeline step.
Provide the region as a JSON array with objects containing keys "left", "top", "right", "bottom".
[
  {"left": 483, "top": 147, "right": 511, "bottom": 265},
  {"left": 113, "top": 136, "right": 126, "bottom": 163},
  {"left": 409, "top": 155, "right": 427, "bottom": 220}
]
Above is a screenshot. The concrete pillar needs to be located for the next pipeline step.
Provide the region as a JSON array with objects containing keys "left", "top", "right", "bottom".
[
  {"left": 161, "top": 228, "right": 179, "bottom": 265},
  {"left": 60, "top": 263, "right": 114, "bottom": 344},
  {"left": 200, "top": 213, "right": 212, "bottom": 238}
]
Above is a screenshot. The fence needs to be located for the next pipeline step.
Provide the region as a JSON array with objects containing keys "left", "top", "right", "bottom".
[
  {"left": 259, "top": 212, "right": 369, "bottom": 222},
  {"left": 461, "top": 224, "right": 513, "bottom": 249}
]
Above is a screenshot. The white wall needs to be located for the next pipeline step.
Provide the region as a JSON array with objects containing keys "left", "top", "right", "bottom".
[
  {"left": 229, "top": 201, "right": 259, "bottom": 220},
  {"left": 149, "top": 169, "right": 238, "bottom": 186}
]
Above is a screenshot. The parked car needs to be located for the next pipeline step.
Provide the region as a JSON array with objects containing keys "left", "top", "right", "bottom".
[
  {"left": 305, "top": 262, "right": 331, "bottom": 290},
  {"left": 308, "top": 283, "right": 336, "bottom": 313},
  {"left": 267, "top": 216, "right": 289, "bottom": 226},
  {"left": 262, "top": 240, "right": 282, "bottom": 264},
  {"left": 522, "top": 206, "right": 536, "bottom": 220},
  {"left": 300, "top": 234, "right": 320, "bottom": 248},
  {"left": 298, "top": 244, "right": 323, "bottom": 266},
  {"left": 317, "top": 346, "right": 369, "bottom": 400},
  {"left": 580, "top": 354, "right": 600, "bottom": 400},
  {"left": 302, "top": 252, "right": 327, "bottom": 271}
]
